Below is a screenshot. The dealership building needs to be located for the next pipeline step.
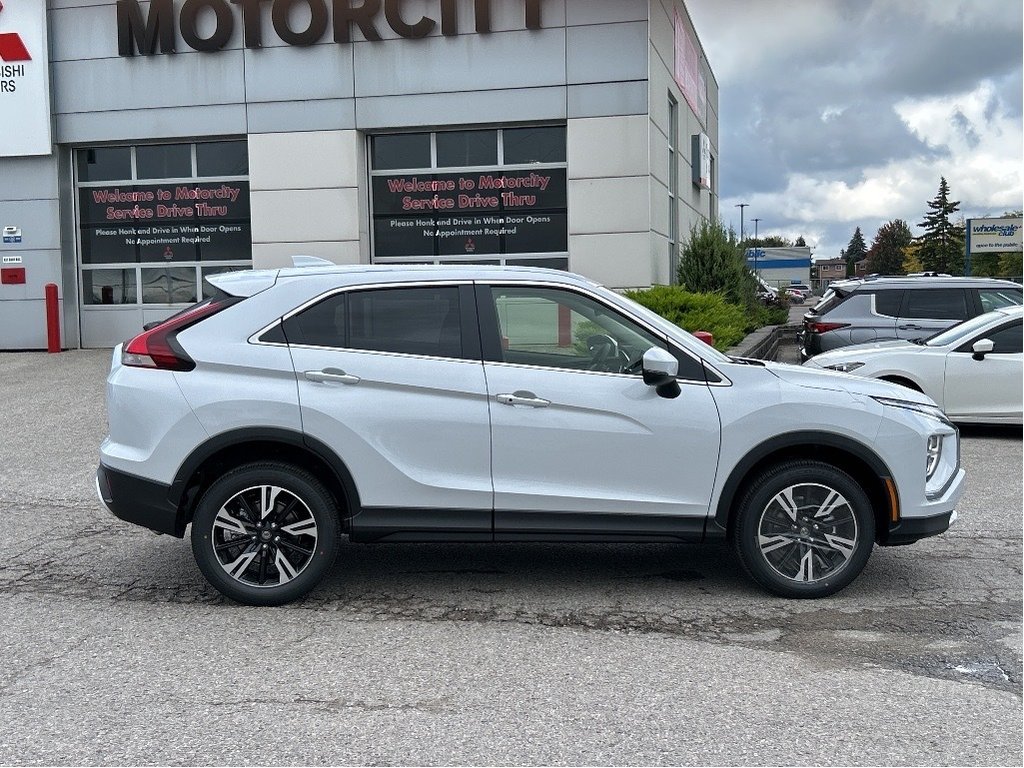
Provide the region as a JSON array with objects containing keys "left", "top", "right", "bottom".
[{"left": 0, "top": 0, "right": 719, "bottom": 349}]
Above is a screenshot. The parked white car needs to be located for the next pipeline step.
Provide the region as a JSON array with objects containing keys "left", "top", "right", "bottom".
[
  {"left": 804, "top": 305, "right": 1023, "bottom": 425},
  {"left": 98, "top": 264, "right": 965, "bottom": 605}
]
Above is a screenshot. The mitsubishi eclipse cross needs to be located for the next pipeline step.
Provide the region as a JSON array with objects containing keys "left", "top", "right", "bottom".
[{"left": 98, "top": 264, "right": 964, "bottom": 605}]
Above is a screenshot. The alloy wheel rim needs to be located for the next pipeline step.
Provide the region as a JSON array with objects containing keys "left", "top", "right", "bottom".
[
  {"left": 756, "top": 482, "right": 858, "bottom": 584},
  {"left": 211, "top": 485, "right": 318, "bottom": 588}
]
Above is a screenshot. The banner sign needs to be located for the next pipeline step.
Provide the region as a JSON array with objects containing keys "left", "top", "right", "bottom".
[
  {"left": 372, "top": 169, "right": 567, "bottom": 258},
  {"left": 967, "top": 216, "right": 1023, "bottom": 254},
  {"left": 78, "top": 182, "right": 251, "bottom": 264},
  {"left": 673, "top": 8, "right": 706, "bottom": 122},
  {"left": 0, "top": 0, "right": 53, "bottom": 157}
]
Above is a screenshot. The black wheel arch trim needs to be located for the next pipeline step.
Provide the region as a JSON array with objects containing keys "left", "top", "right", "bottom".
[
  {"left": 711, "top": 430, "right": 896, "bottom": 531},
  {"left": 168, "top": 427, "right": 362, "bottom": 530}
]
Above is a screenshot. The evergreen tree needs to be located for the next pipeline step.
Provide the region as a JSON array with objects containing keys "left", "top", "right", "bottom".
[
  {"left": 916, "top": 177, "right": 964, "bottom": 274},
  {"left": 843, "top": 227, "right": 867, "bottom": 276},
  {"left": 678, "top": 219, "right": 755, "bottom": 307},
  {"left": 865, "top": 220, "right": 912, "bottom": 275},
  {"left": 794, "top": 236, "right": 807, "bottom": 247}
]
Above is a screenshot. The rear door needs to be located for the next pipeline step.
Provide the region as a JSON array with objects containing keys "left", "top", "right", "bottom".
[
  {"left": 284, "top": 282, "right": 493, "bottom": 539},
  {"left": 895, "top": 288, "right": 970, "bottom": 341}
]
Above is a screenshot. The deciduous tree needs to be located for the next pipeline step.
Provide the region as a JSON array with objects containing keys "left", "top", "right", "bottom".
[{"left": 865, "top": 219, "right": 912, "bottom": 275}]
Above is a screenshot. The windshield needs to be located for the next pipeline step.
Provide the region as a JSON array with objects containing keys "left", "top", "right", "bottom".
[{"left": 925, "top": 312, "right": 1001, "bottom": 347}]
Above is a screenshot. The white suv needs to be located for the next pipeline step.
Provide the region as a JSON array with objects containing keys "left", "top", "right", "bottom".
[{"left": 98, "top": 265, "right": 965, "bottom": 605}]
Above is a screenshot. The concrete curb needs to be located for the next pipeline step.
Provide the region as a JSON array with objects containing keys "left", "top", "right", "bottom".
[{"left": 726, "top": 323, "right": 801, "bottom": 361}]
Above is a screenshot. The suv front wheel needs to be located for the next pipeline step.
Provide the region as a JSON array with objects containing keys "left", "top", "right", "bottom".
[
  {"left": 190, "top": 462, "right": 340, "bottom": 605},
  {"left": 732, "top": 460, "right": 875, "bottom": 598}
]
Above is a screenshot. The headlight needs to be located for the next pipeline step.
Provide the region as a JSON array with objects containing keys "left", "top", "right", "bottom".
[
  {"left": 925, "top": 431, "right": 959, "bottom": 499},
  {"left": 824, "top": 361, "right": 865, "bottom": 373},
  {"left": 872, "top": 395, "right": 950, "bottom": 425}
]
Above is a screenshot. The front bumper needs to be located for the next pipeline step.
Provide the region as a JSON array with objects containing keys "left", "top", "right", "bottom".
[
  {"left": 882, "top": 509, "right": 958, "bottom": 546},
  {"left": 96, "top": 464, "right": 183, "bottom": 537}
]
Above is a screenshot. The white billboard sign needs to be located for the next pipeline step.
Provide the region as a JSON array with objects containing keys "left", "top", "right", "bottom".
[
  {"left": 967, "top": 216, "right": 1023, "bottom": 254},
  {"left": 0, "top": 0, "right": 52, "bottom": 157}
]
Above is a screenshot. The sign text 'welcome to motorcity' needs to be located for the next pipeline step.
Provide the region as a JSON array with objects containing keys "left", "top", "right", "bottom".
[{"left": 117, "top": 0, "right": 544, "bottom": 56}]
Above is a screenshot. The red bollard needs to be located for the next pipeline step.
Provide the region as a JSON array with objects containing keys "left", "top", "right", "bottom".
[
  {"left": 45, "top": 282, "right": 61, "bottom": 353},
  {"left": 693, "top": 330, "right": 714, "bottom": 347}
]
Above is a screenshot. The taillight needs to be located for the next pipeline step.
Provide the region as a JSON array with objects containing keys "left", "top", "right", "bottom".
[
  {"left": 807, "top": 321, "right": 849, "bottom": 334},
  {"left": 122, "top": 296, "right": 239, "bottom": 371}
]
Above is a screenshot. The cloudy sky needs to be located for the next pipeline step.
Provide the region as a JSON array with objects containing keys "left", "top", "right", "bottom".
[{"left": 686, "top": 0, "right": 1023, "bottom": 261}]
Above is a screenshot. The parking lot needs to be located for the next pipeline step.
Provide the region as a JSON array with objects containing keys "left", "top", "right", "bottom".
[{"left": 1, "top": 349, "right": 1021, "bottom": 765}]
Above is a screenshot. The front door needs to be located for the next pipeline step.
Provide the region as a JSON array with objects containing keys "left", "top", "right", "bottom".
[
  {"left": 477, "top": 284, "right": 722, "bottom": 540},
  {"left": 944, "top": 320, "right": 1023, "bottom": 421}
]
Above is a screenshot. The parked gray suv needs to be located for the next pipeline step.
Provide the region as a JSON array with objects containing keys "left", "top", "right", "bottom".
[{"left": 800, "top": 276, "right": 1023, "bottom": 361}]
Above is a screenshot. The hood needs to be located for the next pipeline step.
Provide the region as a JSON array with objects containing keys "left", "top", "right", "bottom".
[
  {"left": 812, "top": 339, "right": 919, "bottom": 362},
  {"left": 765, "top": 361, "right": 937, "bottom": 406}
]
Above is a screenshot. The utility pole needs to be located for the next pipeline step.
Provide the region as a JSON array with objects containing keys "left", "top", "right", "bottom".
[
  {"left": 752, "top": 218, "right": 762, "bottom": 277},
  {"left": 735, "top": 203, "right": 749, "bottom": 242},
  {"left": 752, "top": 218, "right": 761, "bottom": 243}
]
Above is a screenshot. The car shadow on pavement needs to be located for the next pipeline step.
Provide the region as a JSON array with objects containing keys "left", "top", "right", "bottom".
[{"left": 957, "top": 424, "right": 1023, "bottom": 440}]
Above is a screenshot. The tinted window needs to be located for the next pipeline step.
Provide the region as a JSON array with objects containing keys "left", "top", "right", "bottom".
[
  {"left": 349, "top": 287, "right": 463, "bottom": 358},
  {"left": 503, "top": 126, "right": 566, "bottom": 164},
  {"left": 979, "top": 288, "right": 1023, "bottom": 312},
  {"left": 986, "top": 322, "right": 1023, "bottom": 354},
  {"left": 77, "top": 147, "right": 131, "bottom": 182},
  {"left": 436, "top": 130, "right": 498, "bottom": 167},
  {"left": 284, "top": 294, "right": 347, "bottom": 347},
  {"left": 872, "top": 290, "right": 903, "bottom": 317},
  {"left": 197, "top": 140, "right": 249, "bottom": 177},
  {"left": 136, "top": 144, "right": 192, "bottom": 179},
  {"left": 901, "top": 289, "right": 968, "bottom": 320},
  {"left": 372, "top": 134, "right": 431, "bottom": 170}
]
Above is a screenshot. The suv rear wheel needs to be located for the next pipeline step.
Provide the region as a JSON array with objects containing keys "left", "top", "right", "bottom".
[
  {"left": 190, "top": 462, "right": 340, "bottom": 606},
  {"left": 732, "top": 460, "right": 874, "bottom": 598}
]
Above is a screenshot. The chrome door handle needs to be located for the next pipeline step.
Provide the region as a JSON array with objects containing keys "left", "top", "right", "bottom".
[
  {"left": 304, "top": 368, "right": 360, "bottom": 385},
  {"left": 898, "top": 323, "right": 922, "bottom": 330},
  {"left": 496, "top": 391, "right": 550, "bottom": 408}
]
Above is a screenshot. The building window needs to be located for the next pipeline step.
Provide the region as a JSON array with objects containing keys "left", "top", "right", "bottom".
[
  {"left": 668, "top": 96, "right": 679, "bottom": 283},
  {"left": 75, "top": 141, "right": 251, "bottom": 307},
  {"left": 369, "top": 126, "right": 568, "bottom": 270}
]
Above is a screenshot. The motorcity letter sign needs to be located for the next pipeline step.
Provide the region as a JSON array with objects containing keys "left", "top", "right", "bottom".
[
  {"left": 0, "top": 0, "right": 52, "bottom": 157},
  {"left": 116, "top": 0, "right": 544, "bottom": 56}
]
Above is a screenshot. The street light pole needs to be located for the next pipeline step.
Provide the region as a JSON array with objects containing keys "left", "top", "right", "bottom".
[
  {"left": 735, "top": 203, "right": 748, "bottom": 242},
  {"left": 751, "top": 218, "right": 762, "bottom": 277}
]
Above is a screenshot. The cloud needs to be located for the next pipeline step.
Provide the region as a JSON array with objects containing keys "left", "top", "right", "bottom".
[{"left": 687, "top": 0, "right": 1023, "bottom": 260}]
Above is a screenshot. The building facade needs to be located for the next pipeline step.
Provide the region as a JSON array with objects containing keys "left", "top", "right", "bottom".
[{"left": 1, "top": 0, "right": 719, "bottom": 349}]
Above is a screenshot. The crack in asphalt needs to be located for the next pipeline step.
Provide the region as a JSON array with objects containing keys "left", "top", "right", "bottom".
[{"left": 3, "top": 500, "right": 1022, "bottom": 696}]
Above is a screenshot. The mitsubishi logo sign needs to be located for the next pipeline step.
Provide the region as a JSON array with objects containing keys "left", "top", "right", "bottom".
[
  {"left": 0, "top": 0, "right": 52, "bottom": 157},
  {"left": 0, "top": 2, "right": 32, "bottom": 62}
]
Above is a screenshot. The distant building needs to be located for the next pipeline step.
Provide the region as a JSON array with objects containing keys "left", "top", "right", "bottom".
[
  {"left": 855, "top": 258, "right": 870, "bottom": 277},
  {"left": 746, "top": 247, "right": 812, "bottom": 288},
  {"left": 815, "top": 258, "right": 847, "bottom": 288}
]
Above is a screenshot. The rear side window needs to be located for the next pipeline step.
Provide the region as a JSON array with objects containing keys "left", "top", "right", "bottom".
[
  {"left": 284, "top": 286, "right": 464, "bottom": 359},
  {"left": 900, "top": 289, "right": 968, "bottom": 320},
  {"left": 872, "top": 290, "right": 903, "bottom": 317}
]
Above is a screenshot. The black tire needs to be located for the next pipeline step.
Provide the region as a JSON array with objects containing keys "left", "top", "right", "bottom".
[
  {"left": 731, "top": 460, "right": 875, "bottom": 598},
  {"left": 190, "top": 461, "right": 340, "bottom": 606}
]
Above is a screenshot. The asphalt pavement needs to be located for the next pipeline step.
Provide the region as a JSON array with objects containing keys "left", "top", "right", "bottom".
[{"left": 0, "top": 348, "right": 1020, "bottom": 766}]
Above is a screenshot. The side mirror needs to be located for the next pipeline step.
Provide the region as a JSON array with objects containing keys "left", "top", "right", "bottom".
[
  {"left": 641, "top": 347, "right": 681, "bottom": 399},
  {"left": 972, "top": 338, "right": 994, "bottom": 361}
]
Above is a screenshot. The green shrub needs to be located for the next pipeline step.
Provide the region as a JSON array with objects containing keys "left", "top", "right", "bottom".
[
  {"left": 677, "top": 219, "right": 757, "bottom": 308},
  {"left": 624, "top": 285, "right": 786, "bottom": 351}
]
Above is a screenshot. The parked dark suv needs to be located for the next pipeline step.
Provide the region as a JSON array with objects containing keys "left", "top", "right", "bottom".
[{"left": 800, "top": 276, "right": 1023, "bottom": 360}]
